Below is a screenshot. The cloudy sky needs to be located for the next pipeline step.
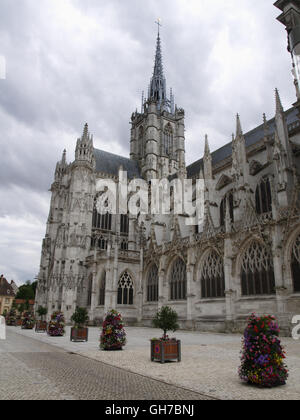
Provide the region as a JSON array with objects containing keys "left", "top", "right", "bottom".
[{"left": 0, "top": 0, "right": 296, "bottom": 286}]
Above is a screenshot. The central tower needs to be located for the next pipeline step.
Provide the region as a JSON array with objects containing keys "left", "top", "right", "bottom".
[{"left": 130, "top": 23, "right": 186, "bottom": 181}]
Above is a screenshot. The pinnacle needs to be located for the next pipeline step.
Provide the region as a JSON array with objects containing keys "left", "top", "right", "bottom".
[
  {"left": 236, "top": 114, "right": 243, "bottom": 137},
  {"left": 275, "top": 88, "right": 284, "bottom": 114},
  {"left": 204, "top": 134, "right": 210, "bottom": 156}
]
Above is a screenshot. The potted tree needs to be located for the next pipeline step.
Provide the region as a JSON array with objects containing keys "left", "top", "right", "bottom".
[
  {"left": 70, "top": 307, "right": 89, "bottom": 342},
  {"left": 17, "top": 303, "right": 25, "bottom": 326},
  {"left": 151, "top": 306, "right": 181, "bottom": 363},
  {"left": 35, "top": 306, "right": 48, "bottom": 333},
  {"left": 21, "top": 311, "right": 35, "bottom": 330},
  {"left": 47, "top": 311, "right": 65, "bottom": 337},
  {"left": 100, "top": 309, "right": 126, "bottom": 350}
]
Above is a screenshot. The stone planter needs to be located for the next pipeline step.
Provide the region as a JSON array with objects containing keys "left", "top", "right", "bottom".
[
  {"left": 35, "top": 321, "right": 47, "bottom": 333},
  {"left": 70, "top": 327, "right": 89, "bottom": 342},
  {"left": 151, "top": 339, "right": 181, "bottom": 363}
]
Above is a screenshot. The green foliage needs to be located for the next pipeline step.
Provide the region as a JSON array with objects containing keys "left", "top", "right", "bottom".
[
  {"left": 15, "top": 282, "right": 35, "bottom": 300},
  {"left": 152, "top": 306, "right": 179, "bottom": 339},
  {"left": 37, "top": 306, "right": 47, "bottom": 320},
  {"left": 71, "top": 307, "right": 89, "bottom": 327},
  {"left": 18, "top": 303, "right": 25, "bottom": 315}
]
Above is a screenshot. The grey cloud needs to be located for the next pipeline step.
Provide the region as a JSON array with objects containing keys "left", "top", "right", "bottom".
[{"left": 0, "top": 0, "right": 297, "bottom": 284}]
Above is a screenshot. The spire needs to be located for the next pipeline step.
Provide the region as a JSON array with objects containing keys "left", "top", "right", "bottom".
[
  {"left": 204, "top": 134, "right": 210, "bottom": 156},
  {"left": 148, "top": 21, "right": 172, "bottom": 113},
  {"left": 61, "top": 149, "right": 66, "bottom": 165},
  {"left": 203, "top": 134, "right": 212, "bottom": 180},
  {"left": 82, "top": 123, "right": 89, "bottom": 140},
  {"left": 236, "top": 114, "right": 243, "bottom": 138},
  {"left": 275, "top": 88, "right": 284, "bottom": 114}
]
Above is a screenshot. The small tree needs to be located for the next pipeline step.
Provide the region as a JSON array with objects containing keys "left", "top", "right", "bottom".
[
  {"left": 18, "top": 303, "right": 25, "bottom": 316},
  {"left": 37, "top": 306, "right": 47, "bottom": 321},
  {"left": 71, "top": 307, "right": 89, "bottom": 328},
  {"left": 152, "top": 306, "right": 179, "bottom": 340}
]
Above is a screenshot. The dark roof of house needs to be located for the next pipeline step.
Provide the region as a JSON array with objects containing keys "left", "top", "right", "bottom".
[
  {"left": 0, "top": 276, "right": 15, "bottom": 297},
  {"left": 93, "top": 149, "right": 141, "bottom": 179},
  {"left": 186, "top": 107, "right": 299, "bottom": 178}
]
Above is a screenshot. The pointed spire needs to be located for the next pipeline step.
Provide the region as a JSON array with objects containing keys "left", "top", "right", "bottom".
[
  {"left": 61, "top": 149, "right": 66, "bottom": 165},
  {"left": 236, "top": 114, "right": 243, "bottom": 138},
  {"left": 275, "top": 88, "right": 284, "bottom": 114},
  {"left": 203, "top": 134, "right": 212, "bottom": 180},
  {"left": 82, "top": 123, "right": 89, "bottom": 141},
  {"left": 204, "top": 134, "right": 210, "bottom": 156}
]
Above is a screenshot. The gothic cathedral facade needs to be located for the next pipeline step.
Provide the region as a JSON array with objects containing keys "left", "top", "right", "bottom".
[{"left": 35, "top": 3, "right": 300, "bottom": 334}]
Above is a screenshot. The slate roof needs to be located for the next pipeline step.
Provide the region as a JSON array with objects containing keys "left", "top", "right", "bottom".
[
  {"left": 186, "top": 107, "right": 299, "bottom": 178},
  {"left": 0, "top": 276, "right": 15, "bottom": 297},
  {"left": 93, "top": 149, "right": 141, "bottom": 179}
]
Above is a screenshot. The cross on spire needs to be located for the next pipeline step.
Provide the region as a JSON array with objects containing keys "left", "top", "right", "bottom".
[{"left": 155, "top": 18, "right": 162, "bottom": 35}]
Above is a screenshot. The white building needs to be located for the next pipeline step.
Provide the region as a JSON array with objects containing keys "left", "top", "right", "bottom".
[{"left": 35, "top": 2, "right": 300, "bottom": 334}]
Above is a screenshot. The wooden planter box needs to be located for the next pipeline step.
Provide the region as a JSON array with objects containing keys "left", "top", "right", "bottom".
[
  {"left": 35, "top": 321, "right": 47, "bottom": 333},
  {"left": 151, "top": 339, "right": 181, "bottom": 363},
  {"left": 70, "top": 327, "right": 89, "bottom": 342}
]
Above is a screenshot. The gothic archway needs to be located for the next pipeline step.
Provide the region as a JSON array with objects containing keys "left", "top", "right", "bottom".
[
  {"left": 199, "top": 250, "right": 225, "bottom": 298},
  {"left": 146, "top": 264, "right": 159, "bottom": 302},
  {"left": 240, "top": 241, "right": 275, "bottom": 296},
  {"left": 169, "top": 257, "right": 187, "bottom": 300},
  {"left": 117, "top": 271, "right": 134, "bottom": 305}
]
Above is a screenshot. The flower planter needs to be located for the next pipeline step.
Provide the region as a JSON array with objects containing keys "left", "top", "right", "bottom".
[
  {"left": 6, "top": 320, "right": 17, "bottom": 327},
  {"left": 21, "top": 323, "right": 34, "bottom": 330},
  {"left": 151, "top": 339, "right": 181, "bottom": 363},
  {"left": 35, "top": 321, "right": 47, "bottom": 333},
  {"left": 70, "top": 327, "right": 89, "bottom": 342},
  {"left": 16, "top": 319, "right": 22, "bottom": 326}
]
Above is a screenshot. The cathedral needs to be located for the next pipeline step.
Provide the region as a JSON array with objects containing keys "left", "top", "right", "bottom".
[{"left": 35, "top": 1, "right": 300, "bottom": 334}]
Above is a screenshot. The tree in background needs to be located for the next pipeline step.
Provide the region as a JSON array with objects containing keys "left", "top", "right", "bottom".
[{"left": 15, "top": 280, "right": 37, "bottom": 301}]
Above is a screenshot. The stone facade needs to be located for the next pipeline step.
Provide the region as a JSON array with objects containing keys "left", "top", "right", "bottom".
[{"left": 35, "top": 12, "right": 300, "bottom": 335}]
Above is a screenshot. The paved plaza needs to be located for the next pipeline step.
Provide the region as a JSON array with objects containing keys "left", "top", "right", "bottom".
[{"left": 1, "top": 326, "right": 300, "bottom": 400}]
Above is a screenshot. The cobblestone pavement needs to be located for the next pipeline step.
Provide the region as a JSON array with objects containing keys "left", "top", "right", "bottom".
[
  {"left": 9, "top": 325, "right": 300, "bottom": 400},
  {"left": 0, "top": 329, "right": 212, "bottom": 400}
]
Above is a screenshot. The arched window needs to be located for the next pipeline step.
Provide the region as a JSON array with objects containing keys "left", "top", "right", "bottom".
[
  {"left": 91, "top": 234, "right": 108, "bottom": 250},
  {"left": 291, "top": 234, "right": 300, "bottom": 292},
  {"left": 240, "top": 241, "right": 275, "bottom": 296},
  {"left": 92, "top": 202, "right": 112, "bottom": 231},
  {"left": 220, "top": 191, "right": 234, "bottom": 227},
  {"left": 170, "top": 258, "right": 187, "bottom": 300},
  {"left": 200, "top": 251, "right": 225, "bottom": 298},
  {"left": 87, "top": 275, "right": 93, "bottom": 306},
  {"left": 117, "top": 271, "right": 134, "bottom": 305},
  {"left": 99, "top": 271, "right": 106, "bottom": 306},
  {"left": 162, "top": 124, "right": 173, "bottom": 157},
  {"left": 139, "top": 126, "right": 144, "bottom": 157},
  {"left": 147, "top": 264, "right": 159, "bottom": 302},
  {"left": 120, "top": 214, "right": 129, "bottom": 235},
  {"left": 255, "top": 177, "right": 272, "bottom": 215}
]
